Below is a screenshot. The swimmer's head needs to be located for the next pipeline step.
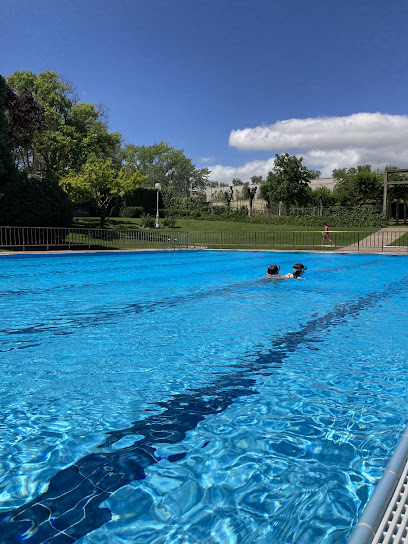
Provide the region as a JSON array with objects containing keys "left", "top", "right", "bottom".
[
  {"left": 293, "top": 263, "right": 307, "bottom": 277},
  {"left": 267, "top": 265, "right": 280, "bottom": 275}
]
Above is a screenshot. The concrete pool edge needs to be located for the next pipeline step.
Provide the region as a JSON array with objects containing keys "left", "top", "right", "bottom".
[{"left": 349, "top": 424, "right": 408, "bottom": 544}]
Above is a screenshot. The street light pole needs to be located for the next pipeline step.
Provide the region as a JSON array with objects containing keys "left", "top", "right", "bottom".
[{"left": 155, "top": 182, "right": 161, "bottom": 228}]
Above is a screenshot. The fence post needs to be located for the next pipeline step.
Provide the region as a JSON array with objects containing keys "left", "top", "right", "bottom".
[
  {"left": 220, "top": 231, "right": 222, "bottom": 249},
  {"left": 292, "top": 231, "right": 294, "bottom": 250},
  {"left": 313, "top": 231, "right": 315, "bottom": 250},
  {"left": 382, "top": 231, "right": 384, "bottom": 252},
  {"left": 357, "top": 232, "right": 360, "bottom": 252}
]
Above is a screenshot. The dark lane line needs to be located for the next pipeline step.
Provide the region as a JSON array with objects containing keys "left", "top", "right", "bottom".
[{"left": 1, "top": 276, "right": 406, "bottom": 543}]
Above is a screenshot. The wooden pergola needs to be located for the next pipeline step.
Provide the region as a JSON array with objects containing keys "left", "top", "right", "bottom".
[{"left": 383, "top": 168, "right": 408, "bottom": 218}]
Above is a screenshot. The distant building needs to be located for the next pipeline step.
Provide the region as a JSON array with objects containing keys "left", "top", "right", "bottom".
[
  {"left": 204, "top": 178, "right": 336, "bottom": 210},
  {"left": 308, "top": 178, "right": 336, "bottom": 191}
]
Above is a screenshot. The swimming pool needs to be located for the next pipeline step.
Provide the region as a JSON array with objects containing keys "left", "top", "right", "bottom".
[{"left": 0, "top": 250, "right": 407, "bottom": 544}]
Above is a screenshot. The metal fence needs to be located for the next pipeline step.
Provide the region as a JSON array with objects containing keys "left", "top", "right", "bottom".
[{"left": 0, "top": 226, "right": 407, "bottom": 252}]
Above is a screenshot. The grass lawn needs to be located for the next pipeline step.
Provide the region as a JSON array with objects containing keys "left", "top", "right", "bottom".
[
  {"left": 69, "top": 217, "right": 381, "bottom": 251},
  {"left": 72, "top": 216, "right": 376, "bottom": 233}
]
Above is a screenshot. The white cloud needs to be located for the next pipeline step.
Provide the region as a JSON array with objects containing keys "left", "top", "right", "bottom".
[
  {"left": 209, "top": 157, "right": 276, "bottom": 183},
  {"left": 199, "top": 156, "right": 215, "bottom": 163},
  {"left": 208, "top": 113, "right": 408, "bottom": 183},
  {"left": 229, "top": 113, "right": 408, "bottom": 151}
]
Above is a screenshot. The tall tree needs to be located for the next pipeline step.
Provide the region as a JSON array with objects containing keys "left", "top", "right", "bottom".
[
  {"left": 262, "top": 153, "right": 313, "bottom": 209},
  {"left": 332, "top": 165, "right": 380, "bottom": 205},
  {"left": 6, "top": 70, "right": 121, "bottom": 178},
  {"left": 351, "top": 171, "right": 382, "bottom": 204},
  {"left": 122, "top": 142, "right": 209, "bottom": 196}
]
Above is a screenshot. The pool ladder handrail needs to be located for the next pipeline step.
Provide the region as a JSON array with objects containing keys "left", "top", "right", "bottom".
[{"left": 164, "top": 238, "right": 182, "bottom": 250}]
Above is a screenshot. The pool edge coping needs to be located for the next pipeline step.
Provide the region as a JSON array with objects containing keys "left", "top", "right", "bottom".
[{"left": 349, "top": 424, "right": 408, "bottom": 544}]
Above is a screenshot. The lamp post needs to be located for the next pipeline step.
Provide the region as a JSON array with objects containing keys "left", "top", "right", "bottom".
[{"left": 155, "top": 182, "right": 161, "bottom": 228}]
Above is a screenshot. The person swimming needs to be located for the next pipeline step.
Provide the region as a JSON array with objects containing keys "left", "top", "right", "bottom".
[
  {"left": 283, "top": 263, "right": 307, "bottom": 278},
  {"left": 267, "top": 264, "right": 282, "bottom": 277}
]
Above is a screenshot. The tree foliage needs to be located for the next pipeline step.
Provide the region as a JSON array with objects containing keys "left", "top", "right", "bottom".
[
  {"left": 333, "top": 165, "right": 382, "bottom": 205},
  {"left": 261, "top": 153, "right": 313, "bottom": 208},
  {"left": 6, "top": 70, "right": 121, "bottom": 177},
  {"left": 122, "top": 141, "right": 210, "bottom": 196},
  {"left": 60, "top": 159, "right": 145, "bottom": 227},
  {"left": 4, "top": 86, "right": 44, "bottom": 167}
]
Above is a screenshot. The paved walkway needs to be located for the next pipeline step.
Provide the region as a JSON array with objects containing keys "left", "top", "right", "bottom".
[{"left": 336, "top": 226, "right": 408, "bottom": 253}]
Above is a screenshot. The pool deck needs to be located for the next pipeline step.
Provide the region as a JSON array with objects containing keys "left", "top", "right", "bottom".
[{"left": 336, "top": 226, "right": 408, "bottom": 253}]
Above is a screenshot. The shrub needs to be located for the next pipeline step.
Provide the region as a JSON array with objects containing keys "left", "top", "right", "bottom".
[
  {"left": 0, "top": 174, "right": 73, "bottom": 227},
  {"left": 162, "top": 217, "right": 176, "bottom": 228},
  {"left": 120, "top": 206, "right": 144, "bottom": 218},
  {"left": 140, "top": 214, "right": 155, "bottom": 228}
]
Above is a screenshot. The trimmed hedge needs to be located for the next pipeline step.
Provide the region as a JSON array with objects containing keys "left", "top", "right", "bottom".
[
  {"left": 120, "top": 206, "right": 144, "bottom": 218},
  {"left": 124, "top": 188, "right": 163, "bottom": 215},
  {"left": 158, "top": 206, "right": 387, "bottom": 228}
]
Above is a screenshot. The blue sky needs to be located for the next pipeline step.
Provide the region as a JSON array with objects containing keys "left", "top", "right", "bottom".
[{"left": 2, "top": 0, "right": 408, "bottom": 182}]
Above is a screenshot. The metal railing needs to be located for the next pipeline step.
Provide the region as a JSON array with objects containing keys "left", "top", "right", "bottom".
[{"left": 0, "top": 226, "right": 407, "bottom": 252}]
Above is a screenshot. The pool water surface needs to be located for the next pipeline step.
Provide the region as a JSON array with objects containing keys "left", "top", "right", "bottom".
[{"left": 0, "top": 250, "right": 407, "bottom": 544}]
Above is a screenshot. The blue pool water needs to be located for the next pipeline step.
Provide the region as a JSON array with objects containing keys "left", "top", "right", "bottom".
[{"left": 0, "top": 250, "right": 408, "bottom": 544}]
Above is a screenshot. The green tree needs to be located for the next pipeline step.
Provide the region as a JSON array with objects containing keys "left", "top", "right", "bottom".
[
  {"left": 333, "top": 165, "right": 369, "bottom": 205},
  {"left": 311, "top": 187, "right": 335, "bottom": 207},
  {"left": 350, "top": 171, "right": 382, "bottom": 204},
  {"left": 60, "top": 159, "right": 145, "bottom": 227},
  {"left": 259, "top": 182, "right": 272, "bottom": 209},
  {"left": 122, "top": 141, "right": 209, "bottom": 196},
  {"left": 6, "top": 70, "right": 121, "bottom": 177},
  {"left": 262, "top": 153, "right": 313, "bottom": 210},
  {"left": 332, "top": 165, "right": 381, "bottom": 205},
  {"left": 308, "top": 169, "right": 321, "bottom": 179},
  {"left": 232, "top": 178, "right": 244, "bottom": 186},
  {"left": 250, "top": 175, "right": 263, "bottom": 185}
]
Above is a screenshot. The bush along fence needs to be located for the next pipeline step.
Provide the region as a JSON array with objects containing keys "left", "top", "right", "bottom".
[{"left": 1, "top": 226, "right": 408, "bottom": 252}]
